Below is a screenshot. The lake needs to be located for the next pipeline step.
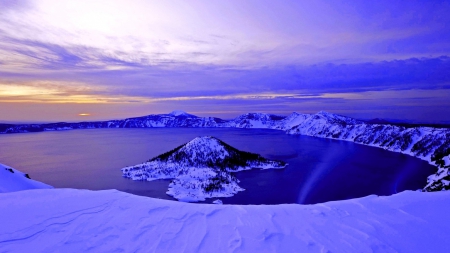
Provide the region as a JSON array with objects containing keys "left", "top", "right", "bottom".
[{"left": 0, "top": 128, "right": 437, "bottom": 204}]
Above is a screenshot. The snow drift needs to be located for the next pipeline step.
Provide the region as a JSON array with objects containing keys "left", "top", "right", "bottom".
[
  {"left": 0, "top": 189, "right": 449, "bottom": 252},
  {"left": 0, "top": 163, "right": 52, "bottom": 193}
]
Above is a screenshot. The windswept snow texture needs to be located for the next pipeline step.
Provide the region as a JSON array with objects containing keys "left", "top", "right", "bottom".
[
  {"left": 122, "top": 136, "right": 286, "bottom": 202},
  {"left": 0, "top": 163, "right": 53, "bottom": 193},
  {"left": 1, "top": 189, "right": 450, "bottom": 252},
  {"left": 2, "top": 110, "right": 450, "bottom": 191}
]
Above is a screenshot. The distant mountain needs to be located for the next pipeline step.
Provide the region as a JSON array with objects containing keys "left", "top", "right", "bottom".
[
  {"left": 365, "top": 118, "right": 450, "bottom": 129},
  {"left": 365, "top": 118, "right": 392, "bottom": 124},
  {"left": 227, "top": 112, "right": 286, "bottom": 128},
  {"left": 0, "top": 111, "right": 228, "bottom": 133},
  {"left": 122, "top": 136, "right": 286, "bottom": 202},
  {"left": 2, "top": 110, "right": 449, "bottom": 192}
]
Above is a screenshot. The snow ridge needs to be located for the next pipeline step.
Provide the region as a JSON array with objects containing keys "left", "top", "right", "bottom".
[
  {"left": 0, "top": 163, "right": 53, "bottom": 193},
  {"left": 168, "top": 110, "right": 195, "bottom": 117},
  {"left": 227, "top": 112, "right": 286, "bottom": 128},
  {"left": 122, "top": 136, "right": 286, "bottom": 202}
]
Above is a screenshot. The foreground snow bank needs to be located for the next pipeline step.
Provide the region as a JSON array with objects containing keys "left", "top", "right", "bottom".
[
  {"left": 1, "top": 189, "right": 449, "bottom": 252},
  {"left": 0, "top": 163, "right": 52, "bottom": 193}
]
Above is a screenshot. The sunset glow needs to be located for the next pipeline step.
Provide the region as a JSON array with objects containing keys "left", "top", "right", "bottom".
[{"left": 0, "top": 0, "right": 449, "bottom": 123}]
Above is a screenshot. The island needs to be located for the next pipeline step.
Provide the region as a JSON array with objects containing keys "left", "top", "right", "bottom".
[{"left": 121, "top": 136, "right": 287, "bottom": 202}]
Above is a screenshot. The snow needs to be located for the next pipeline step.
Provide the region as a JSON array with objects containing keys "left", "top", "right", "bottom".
[
  {"left": 169, "top": 110, "right": 191, "bottom": 116},
  {"left": 275, "top": 112, "right": 311, "bottom": 130},
  {"left": 181, "top": 136, "right": 230, "bottom": 160},
  {"left": 1, "top": 111, "right": 450, "bottom": 251},
  {"left": 0, "top": 163, "right": 53, "bottom": 193},
  {"left": 230, "top": 113, "right": 286, "bottom": 129},
  {"left": 1, "top": 189, "right": 450, "bottom": 252},
  {"left": 122, "top": 136, "right": 286, "bottom": 202},
  {"left": 443, "top": 155, "right": 450, "bottom": 166},
  {"left": 166, "top": 167, "right": 245, "bottom": 202},
  {"left": 212, "top": 199, "right": 223, "bottom": 204}
]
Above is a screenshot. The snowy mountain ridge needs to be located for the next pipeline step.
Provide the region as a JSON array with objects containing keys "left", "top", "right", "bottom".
[
  {"left": 168, "top": 110, "right": 192, "bottom": 117},
  {"left": 1, "top": 110, "right": 449, "bottom": 191},
  {"left": 227, "top": 112, "right": 286, "bottom": 128},
  {"left": 122, "top": 136, "right": 286, "bottom": 202},
  {"left": 282, "top": 112, "right": 450, "bottom": 191}
]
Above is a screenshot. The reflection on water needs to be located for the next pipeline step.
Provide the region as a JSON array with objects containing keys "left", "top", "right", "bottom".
[{"left": 0, "top": 128, "right": 436, "bottom": 204}]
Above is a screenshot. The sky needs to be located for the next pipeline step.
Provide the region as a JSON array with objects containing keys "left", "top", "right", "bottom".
[{"left": 0, "top": 0, "right": 449, "bottom": 123}]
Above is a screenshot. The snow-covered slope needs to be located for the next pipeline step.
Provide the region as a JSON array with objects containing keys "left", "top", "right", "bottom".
[
  {"left": 1, "top": 189, "right": 449, "bottom": 252},
  {"left": 0, "top": 163, "right": 52, "bottom": 193},
  {"left": 273, "top": 112, "right": 312, "bottom": 130},
  {"left": 122, "top": 136, "right": 286, "bottom": 202},
  {"left": 168, "top": 110, "right": 194, "bottom": 117},
  {"left": 227, "top": 113, "right": 286, "bottom": 128}
]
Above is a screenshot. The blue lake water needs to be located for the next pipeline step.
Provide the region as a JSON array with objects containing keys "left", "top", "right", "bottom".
[{"left": 0, "top": 128, "right": 437, "bottom": 204}]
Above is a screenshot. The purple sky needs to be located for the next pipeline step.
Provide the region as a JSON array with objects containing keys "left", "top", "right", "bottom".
[{"left": 1, "top": 0, "right": 449, "bottom": 123}]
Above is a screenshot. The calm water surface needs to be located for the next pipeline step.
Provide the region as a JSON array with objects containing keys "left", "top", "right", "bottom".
[{"left": 0, "top": 128, "right": 437, "bottom": 204}]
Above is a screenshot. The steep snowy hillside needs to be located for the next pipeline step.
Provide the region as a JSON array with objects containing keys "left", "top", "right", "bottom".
[
  {"left": 273, "top": 112, "right": 312, "bottom": 130},
  {"left": 228, "top": 113, "right": 286, "bottom": 128},
  {"left": 427, "top": 165, "right": 450, "bottom": 191},
  {"left": 168, "top": 110, "right": 195, "bottom": 117},
  {"left": 283, "top": 112, "right": 450, "bottom": 191},
  {"left": 122, "top": 136, "right": 286, "bottom": 202},
  {"left": 0, "top": 163, "right": 53, "bottom": 193},
  {"left": 1, "top": 189, "right": 450, "bottom": 252}
]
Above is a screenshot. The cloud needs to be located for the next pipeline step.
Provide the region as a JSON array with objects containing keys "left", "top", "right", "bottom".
[
  {"left": 1, "top": 39, "right": 450, "bottom": 100},
  {"left": 1, "top": 0, "right": 450, "bottom": 122},
  {"left": 2, "top": 0, "right": 450, "bottom": 69}
]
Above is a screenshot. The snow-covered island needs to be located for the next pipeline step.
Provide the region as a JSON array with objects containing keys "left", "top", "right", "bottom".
[{"left": 122, "top": 136, "right": 287, "bottom": 202}]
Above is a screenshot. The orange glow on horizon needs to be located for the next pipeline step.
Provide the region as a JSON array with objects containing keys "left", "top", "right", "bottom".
[{"left": 78, "top": 113, "right": 91, "bottom": 116}]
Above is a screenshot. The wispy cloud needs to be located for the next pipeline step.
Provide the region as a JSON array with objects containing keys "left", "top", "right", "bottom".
[
  {"left": 2, "top": 0, "right": 449, "bottom": 69},
  {"left": 1, "top": 53, "right": 449, "bottom": 102},
  {"left": 1, "top": 0, "right": 450, "bottom": 122}
]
